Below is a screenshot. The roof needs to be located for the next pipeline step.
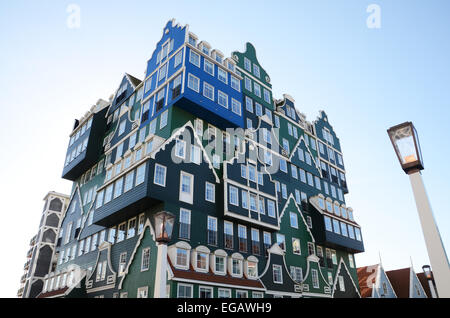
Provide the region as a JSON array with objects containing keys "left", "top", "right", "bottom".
[
  {"left": 385, "top": 268, "right": 411, "bottom": 298},
  {"left": 37, "top": 287, "right": 69, "bottom": 298},
  {"left": 169, "top": 260, "right": 264, "bottom": 290},
  {"left": 417, "top": 272, "right": 432, "bottom": 298},
  {"left": 125, "top": 73, "right": 142, "bottom": 87},
  {"left": 356, "top": 265, "right": 378, "bottom": 298}
]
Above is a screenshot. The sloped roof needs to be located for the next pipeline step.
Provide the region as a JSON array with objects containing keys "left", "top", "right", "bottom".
[
  {"left": 386, "top": 268, "right": 410, "bottom": 298},
  {"left": 125, "top": 73, "right": 142, "bottom": 87},
  {"left": 357, "top": 265, "right": 378, "bottom": 298},
  {"left": 169, "top": 259, "right": 264, "bottom": 290},
  {"left": 417, "top": 272, "right": 432, "bottom": 298}
]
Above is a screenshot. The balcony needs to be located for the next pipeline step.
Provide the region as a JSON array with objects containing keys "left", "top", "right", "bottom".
[
  {"left": 27, "top": 248, "right": 33, "bottom": 259},
  {"left": 20, "top": 274, "right": 27, "bottom": 283},
  {"left": 24, "top": 261, "right": 30, "bottom": 270}
]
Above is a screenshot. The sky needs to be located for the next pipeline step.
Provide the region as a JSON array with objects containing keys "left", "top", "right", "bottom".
[{"left": 1, "top": 0, "right": 449, "bottom": 297}]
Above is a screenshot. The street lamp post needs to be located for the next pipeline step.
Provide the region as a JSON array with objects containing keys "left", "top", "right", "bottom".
[
  {"left": 153, "top": 211, "right": 175, "bottom": 298},
  {"left": 422, "top": 265, "right": 438, "bottom": 298},
  {"left": 388, "top": 122, "right": 450, "bottom": 298}
]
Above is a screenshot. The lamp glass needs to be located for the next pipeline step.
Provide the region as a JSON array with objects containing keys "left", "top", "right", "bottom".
[{"left": 390, "top": 125, "right": 418, "bottom": 164}]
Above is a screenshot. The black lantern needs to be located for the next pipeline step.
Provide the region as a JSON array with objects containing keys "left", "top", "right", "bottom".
[
  {"left": 422, "top": 265, "right": 433, "bottom": 280},
  {"left": 387, "top": 122, "right": 424, "bottom": 174},
  {"left": 153, "top": 211, "right": 175, "bottom": 243}
]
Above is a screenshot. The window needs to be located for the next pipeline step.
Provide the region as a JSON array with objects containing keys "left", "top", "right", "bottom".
[
  {"left": 135, "top": 163, "right": 146, "bottom": 186},
  {"left": 281, "top": 184, "right": 287, "bottom": 199},
  {"left": 179, "top": 171, "right": 194, "bottom": 204},
  {"left": 218, "top": 289, "right": 231, "bottom": 298},
  {"left": 179, "top": 209, "right": 191, "bottom": 240},
  {"left": 137, "top": 286, "right": 148, "bottom": 298},
  {"left": 203, "top": 82, "right": 214, "bottom": 101},
  {"left": 254, "top": 82, "right": 261, "bottom": 97},
  {"left": 231, "top": 76, "right": 240, "bottom": 91},
  {"left": 205, "top": 182, "right": 215, "bottom": 203},
  {"left": 348, "top": 254, "right": 355, "bottom": 268},
  {"left": 315, "top": 176, "right": 322, "bottom": 190},
  {"left": 207, "top": 216, "right": 218, "bottom": 246},
  {"left": 255, "top": 102, "right": 263, "bottom": 116},
  {"left": 355, "top": 228, "right": 362, "bottom": 241},
  {"left": 204, "top": 59, "right": 214, "bottom": 76},
  {"left": 276, "top": 233, "right": 285, "bottom": 251},
  {"left": 308, "top": 242, "right": 315, "bottom": 256},
  {"left": 245, "top": 96, "right": 253, "bottom": 113},
  {"left": 273, "top": 265, "right": 283, "bottom": 284},
  {"left": 231, "top": 98, "right": 241, "bottom": 115},
  {"left": 127, "top": 218, "right": 136, "bottom": 239},
  {"left": 196, "top": 252, "right": 208, "bottom": 271},
  {"left": 154, "top": 164, "right": 166, "bottom": 186},
  {"left": 113, "top": 177, "right": 123, "bottom": 199},
  {"left": 340, "top": 222, "right": 348, "bottom": 237},
  {"left": 238, "top": 225, "right": 247, "bottom": 253},
  {"left": 232, "top": 258, "right": 242, "bottom": 276},
  {"left": 218, "top": 90, "right": 228, "bottom": 108},
  {"left": 247, "top": 260, "right": 258, "bottom": 278},
  {"left": 174, "top": 50, "right": 183, "bottom": 68},
  {"left": 267, "top": 200, "right": 276, "bottom": 218},
  {"left": 291, "top": 164, "right": 298, "bottom": 179},
  {"left": 177, "top": 284, "right": 193, "bottom": 298},
  {"left": 290, "top": 212, "right": 298, "bottom": 228},
  {"left": 312, "top": 269, "right": 319, "bottom": 288},
  {"left": 64, "top": 222, "right": 72, "bottom": 244},
  {"left": 214, "top": 255, "right": 226, "bottom": 274},
  {"left": 176, "top": 248, "right": 188, "bottom": 268},
  {"left": 229, "top": 186, "right": 239, "bottom": 206},
  {"left": 187, "top": 73, "right": 200, "bottom": 92},
  {"left": 236, "top": 290, "right": 248, "bottom": 298},
  {"left": 307, "top": 172, "right": 314, "bottom": 187},
  {"left": 244, "top": 57, "right": 251, "bottom": 71},
  {"left": 175, "top": 139, "right": 186, "bottom": 159},
  {"left": 118, "top": 120, "right": 126, "bottom": 136},
  {"left": 124, "top": 170, "right": 135, "bottom": 193},
  {"left": 253, "top": 64, "right": 260, "bottom": 77},
  {"left": 158, "top": 63, "right": 167, "bottom": 81},
  {"left": 331, "top": 250, "right": 337, "bottom": 265},
  {"left": 117, "top": 223, "right": 126, "bottom": 242},
  {"left": 245, "top": 77, "right": 252, "bottom": 92},
  {"left": 199, "top": 286, "right": 213, "bottom": 298},
  {"left": 251, "top": 229, "right": 260, "bottom": 255},
  {"left": 338, "top": 276, "right": 345, "bottom": 292},
  {"left": 118, "top": 252, "right": 127, "bottom": 276},
  {"left": 189, "top": 50, "right": 200, "bottom": 67},
  {"left": 218, "top": 68, "right": 227, "bottom": 83},
  {"left": 160, "top": 110, "right": 168, "bottom": 129},
  {"left": 224, "top": 222, "right": 233, "bottom": 249},
  {"left": 292, "top": 238, "right": 301, "bottom": 255}
]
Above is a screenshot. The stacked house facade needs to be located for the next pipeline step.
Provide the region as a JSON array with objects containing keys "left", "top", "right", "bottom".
[
  {"left": 18, "top": 191, "right": 70, "bottom": 298},
  {"left": 33, "top": 20, "right": 364, "bottom": 298}
]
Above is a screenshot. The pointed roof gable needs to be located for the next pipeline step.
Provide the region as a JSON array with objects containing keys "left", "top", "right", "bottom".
[{"left": 357, "top": 264, "right": 379, "bottom": 298}]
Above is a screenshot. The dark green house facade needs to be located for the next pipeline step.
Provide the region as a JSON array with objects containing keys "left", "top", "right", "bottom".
[{"left": 34, "top": 20, "right": 364, "bottom": 299}]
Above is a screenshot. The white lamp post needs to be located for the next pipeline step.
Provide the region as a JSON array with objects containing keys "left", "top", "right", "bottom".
[
  {"left": 153, "top": 211, "right": 175, "bottom": 298},
  {"left": 388, "top": 122, "right": 450, "bottom": 298}
]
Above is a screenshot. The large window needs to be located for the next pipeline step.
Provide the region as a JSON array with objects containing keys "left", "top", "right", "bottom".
[
  {"left": 204, "top": 59, "right": 214, "bottom": 76},
  {"left": 177, "top": 284, "right": 193, "bottom": 298},
  {"left": 229, "top": 186, "right": 239, "bottom": 206},
  {"left": 203, "top": 82, "right": 214, "bottom": 101},
  {"left": 276, "top": 233, "right": 285, "bottom": 251},
  {"left": 179, "top": 209, "right": 191, "bottom": 239},
  {"left": 141, "top": 248, "right": 150, "bottom": 271},
  {"left": 179, "top": 171, "right": 194, "bottom": 204},
  {"left": 154, "top": 164, "right": 166, "bottom": 187},
  {"left": 251, "top": 229, "right": 260, "bottom": 255},
  {"left": 273, "top": 265, "right": 283, "bottom": 284},
  {"left": 292, "top": 238, "right": 301, "bottom": 255},
  {"left": 205, "top": 182, "right": 215, "bottom": 203},
  {"left": 224, "top": 222, "right": 233, "bottom": 249},
  {"left": 238, "top": 225, "right": 247, "bottom": 253},
  {"left": 207, "top": 216, "right": 217, "bottom": 246},
  {"left": 189, "top": 50, "right": 200, "bottom": 67},
  {"left": 187, "top": 73, "right": 200, "bottom": 92}
]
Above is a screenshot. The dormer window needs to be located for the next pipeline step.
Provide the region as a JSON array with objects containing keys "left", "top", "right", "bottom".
[
  {"left": 202, "top": 46, "right": 209, "bottom": 55},
  {"left": 188, "top": 34, "right": 197, "bottom": 46}
]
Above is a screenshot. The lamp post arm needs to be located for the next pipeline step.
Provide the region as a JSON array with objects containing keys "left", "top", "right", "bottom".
[{"left": 409, "top": 171, "right": 450, "bottom": 297}]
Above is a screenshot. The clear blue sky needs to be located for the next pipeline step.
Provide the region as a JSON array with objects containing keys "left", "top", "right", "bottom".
[{"left": 1, "top": 0, "right": 449, "bottom": 297}]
